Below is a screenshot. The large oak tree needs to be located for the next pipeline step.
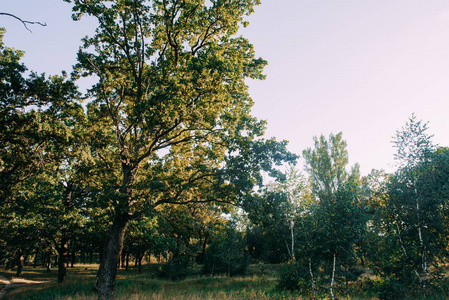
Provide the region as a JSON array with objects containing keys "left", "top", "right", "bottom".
[{"left": 64, "top": 0, "right": 292, "bottom": 298}]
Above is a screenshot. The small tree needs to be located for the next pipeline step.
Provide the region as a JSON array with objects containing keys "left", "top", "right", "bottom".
[{"left": 298, "top": 132, "right": 365, "bottom": 299}]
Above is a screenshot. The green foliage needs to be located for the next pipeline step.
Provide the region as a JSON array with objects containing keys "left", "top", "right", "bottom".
[
  {"left": 157, "top": 255, "right": 193, "bottom": 281},
  {"left": 202, "top": 221, "right": 250, "bottom": 277},
  {"left": 303, "top": 132, "right": 352, "bottom": 197},
  {"left": 277, "top": 263, "right": 311, "bottom": 294},
  {"left": 58, "top": 0, "right": 297, "bottom": 296},
  {"left": 364, "top": 116, "right": 449, "bottom": 299},
  {"left": 0, "top": 27, "right": 89, "bottom": 282},
  {"left": 374, "top": 276, "right": 407, "bottom": 300}
]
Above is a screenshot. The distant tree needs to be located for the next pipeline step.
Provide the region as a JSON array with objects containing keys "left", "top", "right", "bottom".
[
  {"left": 202, "top": 217, "right": 250, "bottom": 277},
  {"left": 0, "top": 27, "right": 55, "bottom": 199},
  {"left": 0, "top": 27, "right": 89, "bottom": 283},
  {"left": 302, "top": 132, "right": 356, "bottom": 198},
  {"left": 245, "top": 166, "right": 311, "bottom": 263}
]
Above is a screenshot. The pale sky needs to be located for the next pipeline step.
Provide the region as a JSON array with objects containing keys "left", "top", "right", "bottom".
[{"left": 2, "top": 1, "right": 449, "bottom": 175}]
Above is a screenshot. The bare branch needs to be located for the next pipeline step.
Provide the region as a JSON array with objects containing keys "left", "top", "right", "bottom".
[{"left": 0, "top": 12, "right": 47, "bottom": 33}]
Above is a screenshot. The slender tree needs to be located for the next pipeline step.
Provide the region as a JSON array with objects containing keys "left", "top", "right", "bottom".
[{"left": 302, "top": 132, "right": 364, "bottom": 299}]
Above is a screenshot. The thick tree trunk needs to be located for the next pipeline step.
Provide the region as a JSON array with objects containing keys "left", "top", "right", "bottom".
[
  {"left": 95, "top": 215, "right": 128, "bottom": 300},
  {"left": 58, "top": 238, "right": 69, "bottom": 284},
  {"left": 95, "top": 161, "right": 137, "bottom": 299}
]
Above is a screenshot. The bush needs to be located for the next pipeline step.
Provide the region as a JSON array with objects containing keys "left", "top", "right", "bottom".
[
  {"left": 277, "top": 262, "right": 312, "bottom": 295},
  {"left": 202, "top": 251, "right": 250, "bottom": 277},
  {"left": 374, "top": 276, "right": 406, "bottom": 300},
  {"left": 157, "top": 255, "right": 193, "bottom": 281},
  {"left": 202, "top": 226, "right": 250, "bottom": 277}
]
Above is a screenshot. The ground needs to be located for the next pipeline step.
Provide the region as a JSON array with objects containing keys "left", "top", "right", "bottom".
[{"left": 0, "top": 263, "right": 378, "bottom": 299}]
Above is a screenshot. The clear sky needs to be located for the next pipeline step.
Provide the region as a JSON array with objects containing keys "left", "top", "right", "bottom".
[{"left": 2, "top": 0, "right": 449, "bottom": 175}]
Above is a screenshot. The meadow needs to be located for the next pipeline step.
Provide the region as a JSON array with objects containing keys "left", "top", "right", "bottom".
[{"left": 0, "top": 263, "right": 378, "bottom": 300}]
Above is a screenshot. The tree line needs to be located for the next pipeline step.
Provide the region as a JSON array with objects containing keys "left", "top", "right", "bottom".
[{"left": 1, "top": 1, "right": 449, "bottom": 300}]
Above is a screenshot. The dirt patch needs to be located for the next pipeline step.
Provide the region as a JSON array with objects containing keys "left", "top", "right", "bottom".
[
  {"left": 0, "top": 275, "right": 11, "bottom": 300},
  {"left": 9, "top": 278, "right": 46, "bottom": 285},
  {"left": 0, "top": 275, "right": 48, "bottom": 299}
]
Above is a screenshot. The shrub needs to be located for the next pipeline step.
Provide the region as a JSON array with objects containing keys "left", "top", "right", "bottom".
[
  {"left": 277, "top": 262, "right": 312, "bottom": 295},
  {"left": 202, "top": 225, "right": 250, "bottom": 277},
  {"left": 157, "top": 255, "right": 193, "bottom": 281},
  {"left": 374, "top": 276, "right": 406, "bottom": 300}
]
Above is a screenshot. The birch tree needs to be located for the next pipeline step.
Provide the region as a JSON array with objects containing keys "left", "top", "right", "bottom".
[{"left": 383, "top": 115, "right": 447, "bottom": 297}]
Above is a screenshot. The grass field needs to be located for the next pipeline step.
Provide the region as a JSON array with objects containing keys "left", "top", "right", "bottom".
[
  {"left": 0, "top": 263, "right": 316, "bottom": 300},
  {"left": 9, "top": 262, "right": 440, "bottom": 299}
]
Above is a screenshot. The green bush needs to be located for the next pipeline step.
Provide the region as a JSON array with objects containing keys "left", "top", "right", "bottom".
[
  {"left": 277, "top": 263, "right": 311, "bottom": 294},
  {"left": 202, "top": 251, "right": 250, "bottom": 277},
  {"left": 202, "top": 236, "right": 250, "bottom": 276},
  {"left": 202, "top": 222, "right": 250, "bottom": 277},
  {"left": 374, "top": 276, "right": 406, "bottom": 300},
  {"left": 157, "top": 255, "right": 193, "bottom": 281}
]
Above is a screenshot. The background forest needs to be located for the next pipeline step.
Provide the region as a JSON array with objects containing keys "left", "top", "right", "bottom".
[{"left": 1, "top": 1, "right": 449, "bottom": 300}]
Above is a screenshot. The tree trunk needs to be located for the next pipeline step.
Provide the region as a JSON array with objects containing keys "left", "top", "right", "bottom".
[
  {"left": 138, "top": 253, "right": 143, "bottom": 273},
  {"left": 41, "top": 251, "right": 45, "bottom": 268},
  {"left": 95, "top": 163, "right": 136, "bottom": 299},
  {"left": 330, "top": 252, "right": 336, "bottom": 300},
  {"left": 95, "top": 215, "right": 128, "bottom": 300},
  {"left": 308, "top": 258, "right": 317, "bottom": 300},
  {"left": 125, "top": 253, "right": 129, "bottom": 271},
  {"left": 121, "top": 251, "right": 126, "bottom": 269},
  {"left": 290, "top": 220, "right": 295, "bottom": 261},
  {"left": 200, "top": 234, "right": 208, "bottom": 264},
  {"left": 33, "top": 251, "right": 38, "bottom": 268},
  {"left": 58, "top": 238, "right": 69, "bottom": 284},
  {"left": 16, "top": 249, "right": 23, "bottom": 276},
  {"left": 46, "top": 252, "right": 52, "bottom": 272},
  {"left": 71, "top": 249, "right": 76, "bottom": 268}
]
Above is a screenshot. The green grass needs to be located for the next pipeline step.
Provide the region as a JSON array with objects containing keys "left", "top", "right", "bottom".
[
  {"left": 3, "top": 263, "right": 449, "bottom": 299},
  {"left": 0, "top": 263, "right": 306, "bottom": 300}
]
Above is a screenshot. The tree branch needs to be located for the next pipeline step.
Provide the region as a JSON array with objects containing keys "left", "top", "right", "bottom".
[{"left": 0, "top": 13, "right": 47, "bottom": 33}]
